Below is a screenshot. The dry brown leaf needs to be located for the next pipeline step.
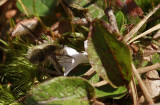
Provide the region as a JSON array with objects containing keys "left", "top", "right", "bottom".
[
  {"left": 11, "top": 18, "right": 39, "bottom": 37},
  {"left": 143, "top": 70, "right": 160, "bottom": 98},
  {"left": 139, "top": 70, "right": 160, "bottom": 104},
  {"left": 112, "top": 0, "right": 143, "bottom": 17},
  {"left": 5, "top": 9, "right": 17, "bottom": 18},
  {"left": 51, "top": 19, "right": 71, "bottom": 39},
  {"left": 124, "top": 0, "right": 143, "bottom": 17}
]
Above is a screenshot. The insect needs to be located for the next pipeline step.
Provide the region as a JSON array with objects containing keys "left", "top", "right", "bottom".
[
  {"left": 26, "top": 43, "right": 63, "bottom": 74},
  {"left": 26, "top": 42, "right": 89, "bottom": 76}
]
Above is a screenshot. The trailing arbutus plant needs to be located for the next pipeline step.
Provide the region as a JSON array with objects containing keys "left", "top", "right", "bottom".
[{"left": 1, "top": 0, "right": 160, "bottom": 105}]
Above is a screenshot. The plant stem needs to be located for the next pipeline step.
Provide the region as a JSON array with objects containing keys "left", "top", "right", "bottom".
[
  {"left": 92, "top": 80, "right": 108, "bottom": 87},
  {"left": 128, "top": 23, "right": 160, "bottom": 44},
  {"left": 138, "top": 63, "right": 160, "bottom": 74},
  {"left": 131, "top": 77, "right": 139, "bottom": 105},
  {"left": 82, "top": 67, "right": 95, "bottom": 79},
  {"left": 105, "top": 7, "right": 120, "bottom": 33},
  {"left": 132, "top": 63, "right": 154, "bottom": 105}
]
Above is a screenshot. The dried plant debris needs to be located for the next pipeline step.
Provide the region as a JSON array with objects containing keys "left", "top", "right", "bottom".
[
  {"left": 139, "top": 70, "right": 160, "bottom": 104},
  {"left": 51, "top": 20, "right": 72, "bottom": 39},
  {"left": 105, "top": 7, "right": 120, "bottom": 33},
  {"left": 11, "top": 17, "right": 39, "bottom": 37},
  {"left": 143, "top": 70, "right": 160, "bottom": 98},
  {"left": 0, "top": 0, "right": 8, "bottom": 6},
  {"left": 153, "top": 30, "right": 160, "bottom": 39},
  {"left": 124, "top": 0, "right": 144, "bottom": 17}
]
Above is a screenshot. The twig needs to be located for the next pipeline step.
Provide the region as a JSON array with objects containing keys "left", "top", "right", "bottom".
[
  {"left": 124, "top": 4, "right": 160, "bottom": 42},
  {"left": 138, "top": 63, "right": 160, "bottom": 74},
  {"left": 128, "top": 23, "right": 160, "bottom": 44},
  {"left": 130, "top": 77, "right": 139, "bottom": 105},
  {"left": 92, "top": 80, "right": 108, "bottom": 87},
  {"left": 132, "top": 63, "right": 154, "bottom": 105},
  {"left": 104, "top": 7, "right": 120, "bottom": 33},
  {"left": 153, "top": 29, "right": 160, "bottom": 39},
  {"left": 82, "top": 67, "right": 95, "bottom": 79},
  {"left": 0, "top": 0, "right": 7, "bottom": 6}
]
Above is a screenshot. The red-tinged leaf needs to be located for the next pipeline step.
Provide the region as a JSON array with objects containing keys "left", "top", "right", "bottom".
[
  {"left": 124, "top": 0, "right": 143, "bottom": 17},
  {"left": 25, "top": 77, "right": 95, "bottom": 105},
  {"left": 87, "top": 19, "right": 132, "bottom": 88},
  {"left": 112, "top": 0, "right": 143, "bottom": 17}
]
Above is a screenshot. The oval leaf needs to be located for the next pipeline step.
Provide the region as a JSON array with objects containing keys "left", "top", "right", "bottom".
[
  {"left": 87, "top": 19, "right": 132, "bottom": 88},
  {"left": 115, "top": 11, "right": 125, "bottom": 31},
  {"left": 95, "top": 85, "right": 127, "bottom": 99},
  {"left": 25, "top": 77, "right": 95, "bottom": 105}
]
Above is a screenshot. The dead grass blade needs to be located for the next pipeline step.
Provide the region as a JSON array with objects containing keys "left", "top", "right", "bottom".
[
  {"left": 132, "top": 63, "right": 154, "bottom": 105},
  {"left": 124, "top": 4, "right": 160, "bottom": 42},
  {"left": 92, "top": 80, "right": 108, "bottom": 87},
  {"left": 131, "top": 77, "right": 139, "bottom": 105},
  {"left": 128, "top": 23, "right": 160, "bottom": 44},
  {"left": 138, "top": 63, "right": 160, "bottom": 74}
]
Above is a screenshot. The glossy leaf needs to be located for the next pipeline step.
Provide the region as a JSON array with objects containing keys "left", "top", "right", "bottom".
[
  {"left": 25, "top": 77, "right": 95, "bottom": 105},
  {"left": 115, "top": 11, "right": 125, "bottom": 31},
  {"left": 16, "top": 0, "right": 58, "bottom": 16},
  {"left": 95, "top": 85, "right": 127, "bottom": 99},
  {"left": 87, "top": 19, "right": 132, "bottom": 88}
]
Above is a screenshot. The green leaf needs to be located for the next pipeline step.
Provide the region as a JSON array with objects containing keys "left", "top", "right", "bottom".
[
  {"left": 151, "top": 53, "right": 160, "bottom": 70},
  {"left": 95, "top": 85, "right": 127, "bottom": 99},
  {"left": 115, "top": 11, "right": 125, "bottom": 31},
  {"left": 10, "top": 103, "right": 23, "bottom": 105},
  {"left": 94, "top": 1, "right": 106, "bottom": 10},
  {"left": 25, "top": 77, "right": 95, "bottom": 105},
  {"left": 132, "top": 49, "right": 143, "bottom": 68},
  {"left": 87, "top": 19, "right": 132, "bottom": 88},
  {"left": 64, "top": 0, "right": 104, "bottom": 19},
  {"left": 16, "top": 0, "right": 58, "bottom": 16},
  {"left": 0, "top": 89, "right": 16, "bottom": 105},
  {"left": 151, "top": 53, "right": 160, "bottom": 64},
  {"left": 88, "top": 73, "right": 100, "bottom": 84}
]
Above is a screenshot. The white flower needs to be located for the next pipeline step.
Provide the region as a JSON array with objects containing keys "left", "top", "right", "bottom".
[{"left": 57, "top": 42, "right": 89, "bottom": 76}]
